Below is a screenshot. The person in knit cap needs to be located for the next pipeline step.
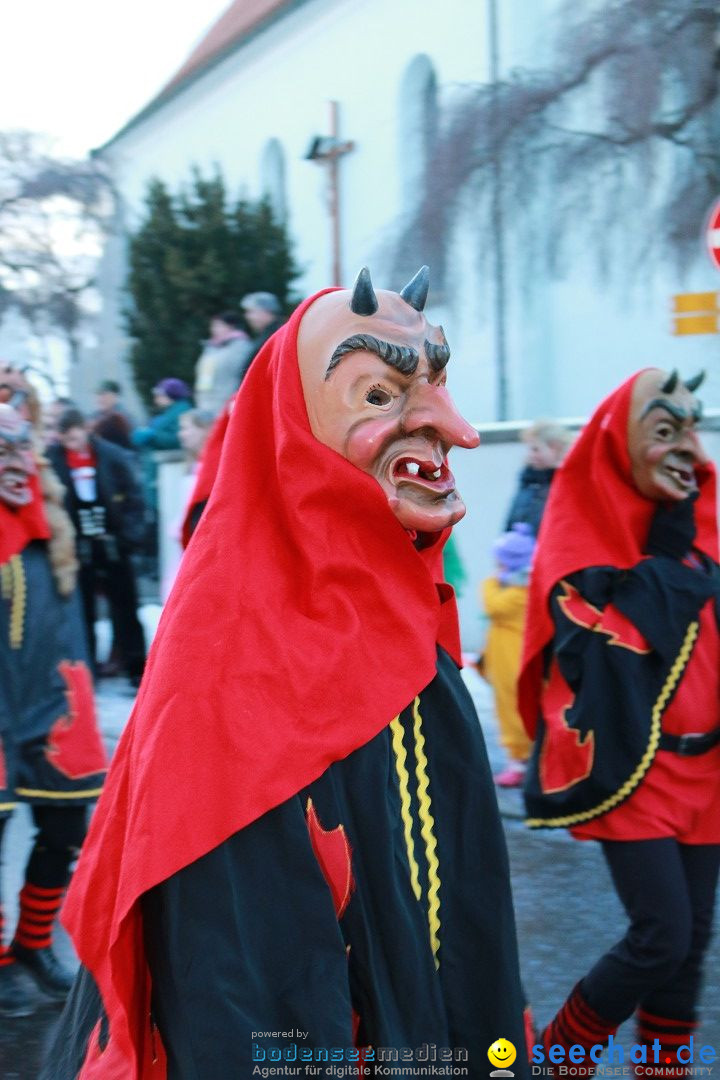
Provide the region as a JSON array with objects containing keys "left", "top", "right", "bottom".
[
  {"left": 519, "top": 369, "right": 719, "bottom": 1077},
  {"left": 131, "top": 378, "right": 193, "bottom": 525},
  {"left": 130, "top": 379, "right": 193, "bottom": 455},
  {"left": 480, "top": 523, "right": 536, "bottom": 787},
  {"left": 44, "top": 268, "right": 528, "bottom": 1079}
]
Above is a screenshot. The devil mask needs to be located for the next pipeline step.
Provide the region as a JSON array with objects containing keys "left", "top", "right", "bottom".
[
  {"left": 0, "top": 403, "right": 36, "bottom": 509},
  {"left": 297, "top": 267, "right": 480, "bottom": 534},
  {"left": 628, "top": 368, "right": 707, "bottom": 502}
]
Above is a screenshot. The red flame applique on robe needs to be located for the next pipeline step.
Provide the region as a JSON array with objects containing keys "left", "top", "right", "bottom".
[
  {"left": 305, "top": 799, "right": 354, "bottom": 920},
  {"left": 539, "top": 659, "right": 594, "bottom": 794},
  {"left": 44, "top": 661, "right": 108, "bottom": 779},
  {"left": 557, "top": 580, "right": 652, "bottom": 653},
  {"left": 0, "top": 738, "right": 7, "bottom": 791}
]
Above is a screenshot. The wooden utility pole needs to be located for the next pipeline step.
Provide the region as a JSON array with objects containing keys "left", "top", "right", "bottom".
[{"left": 306, "top": 101, "right": 355, "bottom": 285}]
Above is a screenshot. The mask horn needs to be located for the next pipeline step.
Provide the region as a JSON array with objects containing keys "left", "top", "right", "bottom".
[
  {"left": 660, "top": 370, "right": 678, "bottom": 394},
  {"left": 349, "top": 267, "right": 378, "bottom": 315},
  {"left": 685, "top": 370, "right": 705, "bottom": 393},
  {"left": 400, "top": 266, "right": 430, "bottom": 312}
]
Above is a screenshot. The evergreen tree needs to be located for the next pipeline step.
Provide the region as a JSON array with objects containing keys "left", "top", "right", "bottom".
[{"left": 126, "top": 170, "right": 300, "bottom": 404}]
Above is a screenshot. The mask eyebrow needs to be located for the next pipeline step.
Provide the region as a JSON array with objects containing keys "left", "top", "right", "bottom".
[
  {"left": 640, "top": 399, "right": 690, "bottom": 423},
  {"left": 424, "top": 331, "right": 450, "bottom": 372},
  {"left": 326, "top": 334, "right": 419, "bottom": 379}
]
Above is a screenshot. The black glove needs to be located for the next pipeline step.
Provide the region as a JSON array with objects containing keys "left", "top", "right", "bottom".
[{"left": 644, "top": 492, "right": 698, "bottom": 559}]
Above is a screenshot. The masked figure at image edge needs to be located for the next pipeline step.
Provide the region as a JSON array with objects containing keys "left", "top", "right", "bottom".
[
  {"left": 45, "top": 269, "right": 529, "bottom": 1079},
  {"left": 520, "top": 369, "right": 720, "bottom": 1076},
  {"left": 0, "top": 400, "right": 107, "bottom": 1018}
]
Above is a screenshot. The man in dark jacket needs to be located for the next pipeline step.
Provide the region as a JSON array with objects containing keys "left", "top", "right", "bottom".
[
  {"left": 47, "top": 409, "right": 146, "bottom": 686},
  {"left": 505, "top": 419, "right": 573, "bottom": 536}
]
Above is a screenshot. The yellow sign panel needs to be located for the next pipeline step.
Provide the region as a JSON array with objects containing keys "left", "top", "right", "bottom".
[
  {"left": 672, "top": 292, "right": 718, "bottom": 314},
  {"left": 672, "top": 314, "right": 718, "bottom": 336}
]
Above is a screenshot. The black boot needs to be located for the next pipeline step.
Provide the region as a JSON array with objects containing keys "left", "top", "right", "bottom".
[
  {"left": 11, "top": 942, "right": 74, "bottom": 999},
  {"left": 0, "top": 961, "right": 36, "bottom": 1017}
]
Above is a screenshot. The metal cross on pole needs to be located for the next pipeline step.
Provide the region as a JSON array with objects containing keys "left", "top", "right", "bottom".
[{"left": 304, "top": 101, "right": 355, "bottom": 286}]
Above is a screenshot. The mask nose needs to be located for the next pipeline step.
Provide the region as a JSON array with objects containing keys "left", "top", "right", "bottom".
[
  {"left": 679, "top": 427, "right": 709, "bottom": 466},
  {"left": 404, "top": 381, "right": 480, "bottom": 449}
]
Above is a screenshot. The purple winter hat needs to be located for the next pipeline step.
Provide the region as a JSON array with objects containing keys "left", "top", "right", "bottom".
[
  {"left": 492, "top": 522, "right": 536, "bottom": 574},
  {"left": 153, "top": 378, "right": 191, "bottom": 401}
]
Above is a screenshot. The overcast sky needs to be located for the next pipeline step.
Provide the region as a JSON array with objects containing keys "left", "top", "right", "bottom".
[{"left": 2, "top": 0, "right": 232, "bottom": 157}]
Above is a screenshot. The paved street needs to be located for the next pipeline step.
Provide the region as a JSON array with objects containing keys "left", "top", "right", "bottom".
[{"left": 1, "top": 655, "right": 718, "bottom": 1078}]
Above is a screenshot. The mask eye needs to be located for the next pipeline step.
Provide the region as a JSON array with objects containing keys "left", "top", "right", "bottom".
[
  {"left": 366, "top": 385, "right": 393, "bottom": 407},
  {"left": 655, "top": 422, "right": 675, "bottom": 440}
]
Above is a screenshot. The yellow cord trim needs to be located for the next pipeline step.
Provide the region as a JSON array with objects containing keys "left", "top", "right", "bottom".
[
  {"left": 0, "top": 562, "right": 11, "bottom": 599},
  {"left": 15, "top": 786, "right": 104, "bottom": 799},
  {"left": 390, "top": 715, "right": 421, "bottom": 901},
  {"left": 526, "top": 620, "right": 699, "bottom": 828},
  {"left": 0, "top": 802, "right": 18, "bottom": 811},
  {"left": 1, "top": 556, "right": 26, "bottom": 649},
  {"left": 412, "top": 697, "right": 441, "bottom": 964}
]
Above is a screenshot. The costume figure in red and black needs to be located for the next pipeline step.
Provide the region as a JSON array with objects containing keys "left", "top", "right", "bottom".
[
  {"left": 519, "top": 369, "right": 720, "bottom": 1075},
  {"left": 44, "top": 269, "right": 528, "bottom": 1079},
  {"left": 0, "top": 402, "right": 107, "bottom": 1018}
]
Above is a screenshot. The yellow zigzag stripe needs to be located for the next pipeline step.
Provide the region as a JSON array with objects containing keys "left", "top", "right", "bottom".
[
  {"left": 412, "top": 697, "right": 441, "bottom": 965},
  {"left": 390, "top": 715, "right": 421, "bottom": 901},
  {"left": 1, "top": 556, "right": 26, "bottom": 650},
  {"left": 526, "top": 621, "right": 699, "bottom": 828},
  {"left": 0, "top": 562, "right": 11, "bottom": 600}
]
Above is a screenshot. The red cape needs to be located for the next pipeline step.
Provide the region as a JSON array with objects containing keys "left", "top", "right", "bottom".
[
  {"left": 0, "top": 473, "right": 50, "bottom": 564},
  {"left": 63, "top": 290, "right": 462, "bottom": 1075},
  {"left": 518, "top": 370, "right": 719, "bottom": 737}
]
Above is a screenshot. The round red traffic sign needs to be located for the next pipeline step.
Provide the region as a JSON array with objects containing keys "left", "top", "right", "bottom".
[{"left": 707, "top": 197, "right": 720, "bottom": 270}]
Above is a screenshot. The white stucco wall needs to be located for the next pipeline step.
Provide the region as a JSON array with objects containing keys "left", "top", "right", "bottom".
[
  {"left": 77, "top": 0, "right": 720, "bottom": 627},
  {"left": 84, "top": 0, "right": 718, "bottom": 425}
]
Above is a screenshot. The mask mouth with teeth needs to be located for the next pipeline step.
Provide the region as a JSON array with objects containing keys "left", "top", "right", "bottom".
[
  {"left": 0, "top": 403, "right": 36, "bottom": 509},
  {"left": 297, "top": 267, "right": 480, "bottom": 535},
  {"left": 627, "top": 368, "right": 708, "bottom": 503}
]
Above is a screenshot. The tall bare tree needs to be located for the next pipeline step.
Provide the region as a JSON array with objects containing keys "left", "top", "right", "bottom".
[
  {"left": 0, "top": 131, "right": 112, "bottom": 370},
  {"left": 394, "top": 0, "right": 720, "bottom": 286}
]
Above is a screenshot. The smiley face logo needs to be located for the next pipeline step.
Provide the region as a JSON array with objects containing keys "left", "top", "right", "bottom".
[{"left": 488, "top": 1039, "right": 517, "bottom": 1070}]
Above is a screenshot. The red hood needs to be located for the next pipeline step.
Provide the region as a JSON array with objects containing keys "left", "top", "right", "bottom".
[{"left": 63, "top": 288, "right": 462, "bottom": 1075}]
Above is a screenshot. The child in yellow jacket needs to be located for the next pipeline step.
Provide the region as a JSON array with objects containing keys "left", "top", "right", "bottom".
[{"left": 480, "top": 523, "right": 535, "bottom": 787}]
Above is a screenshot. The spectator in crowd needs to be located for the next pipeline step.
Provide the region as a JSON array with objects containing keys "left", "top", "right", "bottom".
[
  {"left": 193, "top": 312, "right": 251, "bottom": 416},
  {"left": 479, "top": 523, "right": 535, "bottom": 788},
  {"left": 131, "top": 379, "right": 192, "bottom": 454},
  {"left": 505, "top": 419, "right": 573, "bottom": 536},
  {"left": 47, "top": 409, "right": 147, "bottom": 688},
  {"left": 89, "top": 380, "right": 135, "bottom": 450},
  {"left": 131, "top": 378, "right": 192, "bottom": 516},
  {"left": 0, "top": 402, "right": 107, "bottom": 1017},
  {"left": 36, "top": 396, "right": 76, "bottom": 450},
  {"left": 160, "top": 408, "right": 215, "bottom": 602},
  {"left": 241, "top": 291, "right": 285, "bottom": 368}
]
